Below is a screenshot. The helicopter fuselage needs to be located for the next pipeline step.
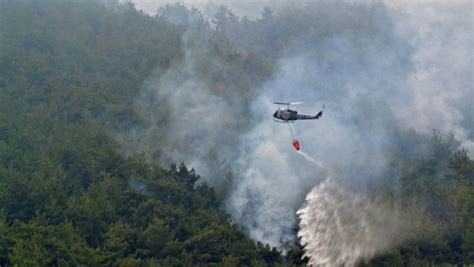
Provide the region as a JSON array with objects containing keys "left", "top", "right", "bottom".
[
  {"left": 273, "top": 109, "right": 321, "bottom": 121},
  {"left": 273, "top": 109, "right": 298, "bottom": 121}
]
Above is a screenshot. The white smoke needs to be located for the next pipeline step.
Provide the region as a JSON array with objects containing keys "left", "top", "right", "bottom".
[
  {"left": 390, "top": 1, "right": 474, "bottom": 157},
  {"left": 117, "top": 0, "right": 473, "bottom": 264},
  {"left": 294, "top": 3, "right": 473, "bottom": 265}
]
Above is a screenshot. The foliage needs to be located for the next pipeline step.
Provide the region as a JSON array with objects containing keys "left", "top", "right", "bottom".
[
  {"left": 363, "top": 133, "right": 474, "bottom": 266},
  {"left": 0, "top": 0, "right": 291, "bottom": 265}
]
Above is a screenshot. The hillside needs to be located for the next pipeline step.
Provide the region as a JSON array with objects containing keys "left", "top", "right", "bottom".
[
  {"left": 0, "top": 0, "right": 473, "bottom": 266},
  {"left": 0, "top": 1, "right": 296, "bottom": 265}
]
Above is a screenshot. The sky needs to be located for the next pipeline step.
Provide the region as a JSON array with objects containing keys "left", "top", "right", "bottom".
[{"left": 131, "top": 0, "right": 292, "bottom": 18}]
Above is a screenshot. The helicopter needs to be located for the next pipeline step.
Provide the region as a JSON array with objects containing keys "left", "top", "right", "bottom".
[
  {"left": 272, "top": 102, "right": 325, "bottom": 151},
  {"left": 272, "top": 102, "right": 325, "bottom": 123}
]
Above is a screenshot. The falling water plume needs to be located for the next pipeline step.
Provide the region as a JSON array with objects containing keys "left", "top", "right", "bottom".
[{"left": 298, "top": 178, "right": 413, "bottom": 267}]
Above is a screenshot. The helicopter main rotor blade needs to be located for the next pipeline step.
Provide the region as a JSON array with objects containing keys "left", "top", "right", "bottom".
[{"left": 273, "top": 101, "right": 303, "bottom": 106}]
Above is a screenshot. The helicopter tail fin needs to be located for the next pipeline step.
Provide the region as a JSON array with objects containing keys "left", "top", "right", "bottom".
[{"left": 314, "top": 105, "right": 325, "bottom": 119}]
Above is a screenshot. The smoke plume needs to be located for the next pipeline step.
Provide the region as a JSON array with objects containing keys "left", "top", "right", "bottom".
[{"left": 117, "top": 0, "right": 473, "bottom": 265}]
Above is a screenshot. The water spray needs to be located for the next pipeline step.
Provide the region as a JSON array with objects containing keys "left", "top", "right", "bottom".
[{"left": 297, "top": 150, "right": 324, "bottom": 169}]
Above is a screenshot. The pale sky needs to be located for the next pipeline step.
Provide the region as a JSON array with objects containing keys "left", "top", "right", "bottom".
[{"left": 131, "top": 0, "right": 285, "bottom": 18}]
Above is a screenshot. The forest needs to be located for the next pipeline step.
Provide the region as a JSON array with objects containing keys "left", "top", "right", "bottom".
[{"left": 0, "top": 0, "right": 473, "bottom": 266}]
